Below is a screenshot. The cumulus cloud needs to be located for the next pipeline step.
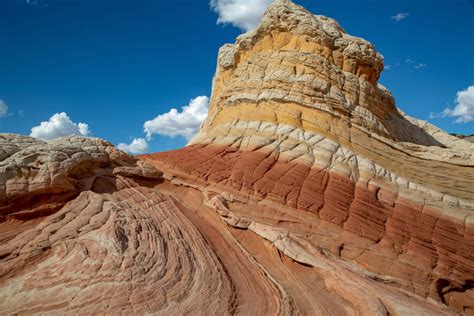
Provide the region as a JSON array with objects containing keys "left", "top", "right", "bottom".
[
  {"left": 0, "top": 100, "right": 8, "bottom": 117},
  {"left": 210, "top": 0, "right": 273, "bottom": 31},
  {"left": 30, "top": 112, "right": 90, "bottom": 140},
  {"left": 430, "top": 86, "right": 474, "bottom": 123},
  {"left": 118, "top": 138, "right": 149, "bottom": 155},
  {"left": 392, "top": 12, "right": 409, "bottom": 22},
  {"left": 144, "top": 96, "right": 209, "bottom": 141}
]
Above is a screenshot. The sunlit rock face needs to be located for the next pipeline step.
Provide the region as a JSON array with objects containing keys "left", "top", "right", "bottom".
[
  {"left": 1, "top": 1, "right": 473, "bottom": 315},
  {"left": 143, "top": 0, "right": 474, "bottom": 314}
]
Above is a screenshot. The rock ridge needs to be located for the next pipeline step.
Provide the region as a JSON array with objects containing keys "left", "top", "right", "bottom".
[{"left": 0, "top": 134, "right": 161, "bottom": 220}]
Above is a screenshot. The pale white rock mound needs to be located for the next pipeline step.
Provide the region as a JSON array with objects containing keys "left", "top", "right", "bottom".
[{"left": 0, "top": 134, "right": 162, "bottom": 217}]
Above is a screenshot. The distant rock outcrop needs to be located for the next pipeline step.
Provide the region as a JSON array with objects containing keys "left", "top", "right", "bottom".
[{"left": 451, "top": 133, "right": 474, "bottom": 143}]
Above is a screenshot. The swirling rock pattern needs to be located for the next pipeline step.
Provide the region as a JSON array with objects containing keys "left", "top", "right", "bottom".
[
  {"left": 142, "top": 0, "right": 474, "bottom": 314},
  {"left": 0, "top": 187, "right": 285, "bottom": 314},
  {"left": 1, "top": 1, "right": 473, "bottom": 315},
  {"left": 0, "top": 135, "right": 286, "bottom": 314}
]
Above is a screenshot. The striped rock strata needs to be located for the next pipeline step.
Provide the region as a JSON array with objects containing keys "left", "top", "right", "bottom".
[
  {"left": 1, "top": 1, "right": 473, "bottom": 315},
  {"left": 0, "top": 135, "right": 286, "bottom": 314},
  {"left": 2, "top": 135, "right": 452, "bottom": 315},
  {"left": 142, "top": 0, "right": 474, "bottom": 314}
]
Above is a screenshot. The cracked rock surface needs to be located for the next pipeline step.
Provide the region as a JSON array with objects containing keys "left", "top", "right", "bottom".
[
  {"left": 1, "top": 0, "right": 473, "bottom": 315},
  {"left": 0, "top": 135, "right": 161, "bottom": 219},
  {"left": 142, "top": 0, "right": 474, "bottom": 314}
]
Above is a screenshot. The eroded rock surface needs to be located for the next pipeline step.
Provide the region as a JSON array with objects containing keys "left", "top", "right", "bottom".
[
  {"left": 0, "top": 135, "right": 286, "bottom": 315},
  {"left": 1, "top": 1, "right": 473, "bottom": 315},
  {"left": 0, "top": 135, "right": 161, "bottom": 220},
  {"left": 142, "top": 0, "right": 474, "bottom": 314}
]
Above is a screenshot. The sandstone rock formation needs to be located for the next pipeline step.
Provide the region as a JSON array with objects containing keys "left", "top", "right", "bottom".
[
  {"left": 1, "top": 0, "right": 473, "bottom": 315},
  {"left": 141, "top": 0, "right": 474, "bottom": 314},
  {"left": 0, "top": 134, "right": 161, "bottom": 220},
  {"left": 1, "top": 135, "right": 287, "bottom": 314},
  {"left": 453, "top": 134, "right": 474, "bottom": 143},
  {"left": 0, "top": 134, "right": 457, "bottom": 315}
]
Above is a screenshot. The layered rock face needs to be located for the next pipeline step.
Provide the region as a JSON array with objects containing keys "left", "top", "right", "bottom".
[
  {"left": 4, "top": 136, "right": 452, "bottom": 315},
  {"left": 1, "top": 1, "right": 473, "bottom": 315},
  {"left": 0, "top": 135, "right": 290, "bottom": 314},
  {"left": 142, "top": 0, "right": 474, "bottom": 313},
  {"left": 0, "top": 134, "right": 161, "bottom": 219}
]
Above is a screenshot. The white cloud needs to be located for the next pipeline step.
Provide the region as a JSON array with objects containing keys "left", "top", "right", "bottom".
[
  {"left": 144, "top": 96, "right": 209, "bottom": 140},
  {"left": 26, "top": 0, "right": 48, "bottom": 7},
  {"left": 431, "top": 86, "right": 474, "bottom": 124},
  {"left": 405, "top": 59, "right": 427, "bottom": 69},
  {"left": 385, "top": 64, "right": 392, "bottom": 70},
  {"left": 30, "top": 112, "right": 90, "bottom": 140},
  {"left": 118, "top": 138, "right": 149, "bottom": 155},
  {"left": 210, "top": 0, "right": 274, "bottom": 31},
  {"left": 414, "top": 63, "right": 427, "bottom": 69},
  {"left": 0, "top": 100, "right": 8, "bottom": 118},
  {"left": 392, "top": 12, "right": 409, "bottom": 22}
]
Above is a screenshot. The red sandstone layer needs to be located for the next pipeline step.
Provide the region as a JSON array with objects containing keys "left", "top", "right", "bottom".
[
  {"left": 1, "top": 134, "right": 468, "bottom": 314},
  {"left": 141, "top": 144, "right": 474, "bottom": 312}
]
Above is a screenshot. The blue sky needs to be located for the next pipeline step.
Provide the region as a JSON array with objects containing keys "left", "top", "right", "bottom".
[{"left": 0, "top": 0, "right": 473, "bottom": 153}]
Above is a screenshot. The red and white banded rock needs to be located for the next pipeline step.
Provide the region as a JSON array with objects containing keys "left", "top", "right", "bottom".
[
  {"left": 1, "top": 0, "right": 473, "bottom": 314},
  {"left": 141, "top": 0, "right": 474, "bottom": 313}
]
